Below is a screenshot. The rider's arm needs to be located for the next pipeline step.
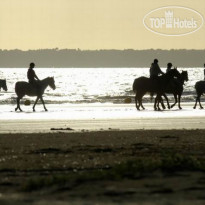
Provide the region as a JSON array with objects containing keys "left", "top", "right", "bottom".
[
  {"left": 34, "top": 73, "right": 39, "bottom": 80},
  {"left": 160, "top": 69, "right": 164, "bottom": 75},
  {"left": 157, "top": 65, "right": 164, "bottom": 75}
]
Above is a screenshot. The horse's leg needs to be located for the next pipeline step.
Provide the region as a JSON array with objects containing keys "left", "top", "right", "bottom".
[
  {"left": 33, "top": 96, "right": 40, "bottom": 112},
  {"left": 139, "top": 92, "right": 145, "bottom": 110},
  {"left": 15, "top": 97, "right": 23, "bottom": 112},
  {"left": 139, "top": 96, "right": 145, "bottom": 110},
  {"left": 178, "top": 94, "right": 182, "bottom": 109},
  {"left": 157, "top": 98, "right": 160, "bottom": 110},
  {"left": 158, "top": 97, "right": 161, "bottom": 109},
  {"left": 171, "top": 94, "right": 177, "bottom": 108},
  {"left": 154, "top": 95, "right": 160, "bottom": 111},
  {"left": 18, "top": 97, "right": 23, "bottom": 112},
  {"left": 157, "top": 96, "right": 165, "bottom": 110},
  {"left": 15, "top": 97, "right": 19, "bottom": 111},
  {"left": 135, "top": 94, "right": 140, "bottom": 110},
  {"left": 140, "top": 99, "right": 145, "bottom": 110},
  {"left": 157, "top": 96, "right": 161, "bottom": 111},
  {"left": 160, "top": 96, "right": 166, "bottom": 109},
  {"left": 156, "top": 96, "right": 160, "bottom": 110},
  {"left": 157, "top": 95, "right": 162, "bottom": 111},
  {"left": 40, "top": 96, "right": 48, "bottom": 111},
  {"left": 198, "top": 94, "right": 203, "bottom": 109},
  {"left": 193, "top": 94, "right": 199, "bottom": 109},
  {"left": 154, "top": 96, "right": 157, "bottom": 110},
  {"left": 163, "top": 94, "right": 170, "bottom": 109},
  {"left": 137, "top": 94, "right": 144, "bottom": 110}
]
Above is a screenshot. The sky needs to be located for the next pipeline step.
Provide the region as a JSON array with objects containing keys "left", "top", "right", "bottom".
[{"left": 0, "top": 0, "right": 204, "bottom": 50}]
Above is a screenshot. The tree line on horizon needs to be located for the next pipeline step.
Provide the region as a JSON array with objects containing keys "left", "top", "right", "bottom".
[{"left": 0, "top": 49, "right": 204, "bottom": 68}]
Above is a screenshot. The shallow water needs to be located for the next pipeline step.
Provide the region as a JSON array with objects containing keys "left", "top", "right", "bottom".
[{"left": 0, "top": 67, "right": 204, "bottom": 104}]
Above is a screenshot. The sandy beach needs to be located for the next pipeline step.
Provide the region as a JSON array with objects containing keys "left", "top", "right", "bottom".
[
  {"left": 0, "top": 130, "right": 204, "bottom": 204},
  {"left": 0, "top": 103, "right": 204, "bottom": 204}
]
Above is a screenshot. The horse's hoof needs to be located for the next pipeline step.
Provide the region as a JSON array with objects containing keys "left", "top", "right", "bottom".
[
  {"left": 15, "top": 108, "right": 18, "bottom": 111},
  {"left": 200, "top": 107, "right": 204, "bottom": 109},
  {"left": 45, "top": 109, "right": 48, "bottom": 112},
  {"left": 193, "top": 107, "right": 196, "bottom": 109},
  {"left": 33, "top": 109, "right": 35, "bottom": 112},
  {"left": 179, "top": 107, "right": 182, "bottom": 110}
]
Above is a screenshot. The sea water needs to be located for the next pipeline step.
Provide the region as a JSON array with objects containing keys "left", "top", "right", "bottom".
[{"left": 0, "top": 67, "right": 203, "bottom": 105}]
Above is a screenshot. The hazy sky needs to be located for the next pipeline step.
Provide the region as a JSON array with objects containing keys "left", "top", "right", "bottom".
[{"left": 0, "top": 0, "right": 204, "bottom": 50}]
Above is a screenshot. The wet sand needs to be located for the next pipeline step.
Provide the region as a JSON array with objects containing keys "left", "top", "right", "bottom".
[
  {"left": 1, "top": 103, "right": 205, "bottom": 132},
  {"left": 0, "top": 130, "right": 205, "bottom": 204}
]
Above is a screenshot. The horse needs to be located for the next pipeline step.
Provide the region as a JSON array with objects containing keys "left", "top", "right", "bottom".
[
  {"left": 155, "top": 70, "right": 188, "bottom": 110},
  {"left": 132, "top": 69, "right": 181, "bottom": 111},
  {"left": 193, "top": 80, "right": 205, "bottom": 109},
  {"left": 0, "top": 79, "right": 8, "bottom": 91},
  {"left": 15, "top": 77, "right": 56, "bottom": 112}
]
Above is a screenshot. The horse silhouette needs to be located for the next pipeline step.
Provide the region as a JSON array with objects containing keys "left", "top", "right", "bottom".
[
  {"left": 155, "top": 70, "right": 188, "bottom": 110},
  {"left": 133, "top": 69, "right": 180, "bottom": 111},
  {"left": 193, "top": 80, "right": 205, "bottom": 109},
  {"left": 15, "top": 77, "right": 56, "bottom": 112},
  {"left": 0, "top": 79, "right": 8, "bottom": 91}
]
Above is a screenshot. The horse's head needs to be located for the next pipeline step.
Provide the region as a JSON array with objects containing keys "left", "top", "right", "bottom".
[
  {"left": 1, "top": 80, "right": 7, "bottom": 91},
  {"left": 181, "top": 71, "right": 188, "bottom": 82},
  {"left": 48, "top": 77, "right": 56, "bottom": 90}
]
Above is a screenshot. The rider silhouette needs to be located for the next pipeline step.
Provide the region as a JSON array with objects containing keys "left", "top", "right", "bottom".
[
  {"left": 166, "top": 63, "right": 173, "bottom": 73},
  {"left": 149, "top": 59, "right": 164, "bottom": 79},
  {"left": 27, "top": 62, "right": 40, "bottom": 93}
]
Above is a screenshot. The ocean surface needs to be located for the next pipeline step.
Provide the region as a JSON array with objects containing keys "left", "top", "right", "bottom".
[{"left": 0, "top": 67, "right": 203, "bottom": 105}]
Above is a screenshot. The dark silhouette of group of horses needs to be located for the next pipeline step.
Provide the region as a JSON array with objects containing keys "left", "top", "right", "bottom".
[
  {"left": 0, "top": 68, "right": 205, "bottom": 112},
  {"left": 133, "top": 68, "right": 205, "bottom": 111}
]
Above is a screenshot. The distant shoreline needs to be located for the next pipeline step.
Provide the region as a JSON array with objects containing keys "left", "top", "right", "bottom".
[{"left": 0, "top": 49, "right": 204, "bottom": 68}]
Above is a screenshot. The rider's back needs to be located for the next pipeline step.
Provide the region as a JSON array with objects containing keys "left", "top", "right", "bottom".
[
  {"left": 150, "top": 63, "right": 161, "bottom": 78},
  {"left": 27, "top": 68, "right": 35, "bottom": 83}
]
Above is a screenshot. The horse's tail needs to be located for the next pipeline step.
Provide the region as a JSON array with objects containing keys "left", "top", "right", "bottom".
[
  {"left": 15, "top": 82, "right": 18, "bottom": 94},
  {"left": 15, "top": 83, "right": 17, "bottom": 93},
  {"left": 15, "top": 82, "right": 25, "bottom": 97},
  {"left": 132, "top": 79, "right": 138, "bottom": 93},
  {"left": 195, "top": 81, "right": 205, "bottom": 96},
  {"left": 194, "top": 81, "right": 200, "bottom": 91}
]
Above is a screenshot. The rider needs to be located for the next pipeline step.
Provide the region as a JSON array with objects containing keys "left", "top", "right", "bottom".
[
  {"left": 27, "top": 62, "right": 40, "bottom": 93},
  {"left": 149, "top": 59, "right": 165, "bottom": 108},
  {"left": 149, "top": 59, "right": 164, "bottom": 79},
  {"left": 166, "top": 62, "right": 173, "bottom": 73}
]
